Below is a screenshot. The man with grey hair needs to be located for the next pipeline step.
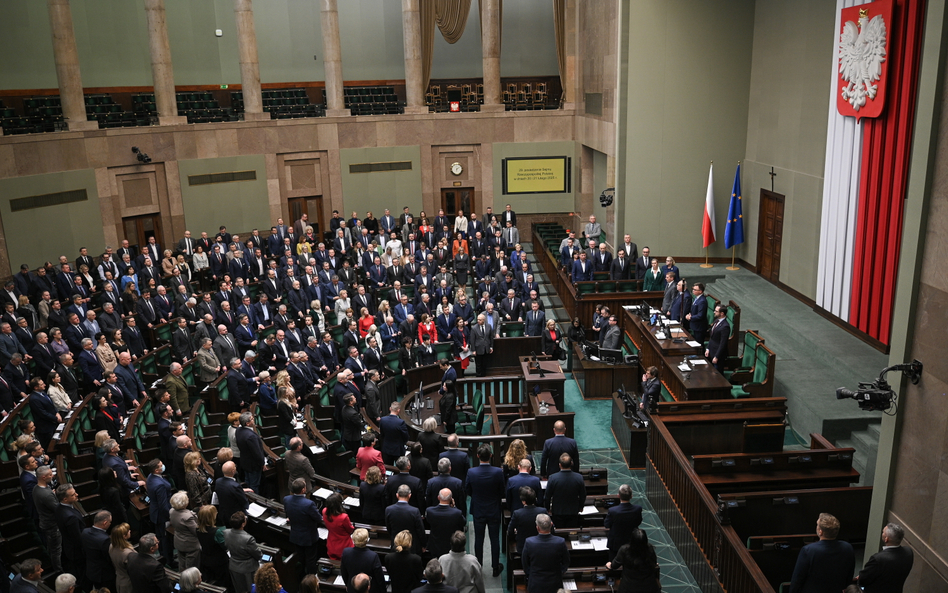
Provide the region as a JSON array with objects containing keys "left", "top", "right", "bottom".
[
  {"left": 54, "top": 572, "right": 76, "bottom": 593},
  {"left": 521, "top": 513, "right": 569, "bottom": 593},
  {"left": 604, "top": 483, "right": 643, "bottom": 560},
  {"left": 12, "top": 558, "right": 44, "bottom": 593},
  {"left": 164, "top": 361, "right": 190, "bottom": 415},
  {"left": 127, "top": 533, "right": 173, "bottom": 593},
  {"left": 234, "top": 412, "right": 265, "bottom": 493},
  {"left": 427, "top": 457, "right": 466, "bottom": 514},
  {"left": 33, "top": 465, "right": 62, "bottom": 572},
  {"left": 385, "top": 483, "right": 426, "bottom": 554},
  {"left": 77, "top": 337, "right": 104, "bottom": 390},
  {"left": 858, "top": 522, "right": 914, "bottom": 592},
  {"left": 80, "top": 510, "right": 114, "bottom": 591}
]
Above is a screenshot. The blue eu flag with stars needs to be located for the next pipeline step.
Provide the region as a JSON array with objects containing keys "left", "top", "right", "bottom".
[{"left": 724, "top": 164, "right": 745, "bottom": 249}]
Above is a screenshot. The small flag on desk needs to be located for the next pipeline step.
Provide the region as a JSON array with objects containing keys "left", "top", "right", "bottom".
[
  {"left": 702, "top": 164, "right": 717, "bottom": 248},
  {"left": 724, "top": 164, "right": 745, "bottom": 249}
]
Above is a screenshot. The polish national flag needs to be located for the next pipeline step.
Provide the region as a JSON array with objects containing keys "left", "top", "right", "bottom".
[{"left": 702, "top": 164, "right": 717, "bottom": 248}]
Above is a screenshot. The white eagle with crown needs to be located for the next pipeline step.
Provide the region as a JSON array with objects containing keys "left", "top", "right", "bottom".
[{"left": 839, "top": 7, "right": 887, "bottom": 111}]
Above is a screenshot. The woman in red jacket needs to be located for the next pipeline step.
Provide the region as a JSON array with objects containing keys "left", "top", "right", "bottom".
[{"left": 322, "top": 493, "right": 354, "bottom": 559}]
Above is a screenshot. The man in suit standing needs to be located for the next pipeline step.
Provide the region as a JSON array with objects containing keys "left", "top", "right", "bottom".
[
  {"left": 235, "top": 412, "right": 266, "bottom": 493},
  {"left": 789, "top": 513, "right": 855, "bottom": 593},
  {"left": 80, "top": 511, "right": 115, "bottom": 592},
  {"left": 385, "top": 484, "right": 426, "bottom": 554},
  {"left": 524, "top": 301, "right": 545, "bottom": 337},
  {"left": 705, "top": 304, "right": 730, "bottom": 372},
  {"left": 386, "top": 456, "right": 423, "bottom": 510},
  {"left": 284, "top": 478, "right": 326, "bottom": 575},
  {"left": 686, "top": 282, "right": 708, "bottom": 344},
  {"left": 27, "top": 377, "right": 60, "bottom": 448},
  {"left": 127, "top": 533, "right": 173, "bottom": 593},
  {"left": 610, "top": 249, "right": 630, "bottom": 280},
  {"left": 10, "top": 558, "right": 43, "bottom": 593},
  {"left": 507, "top": 487, "right": 547, "bottom": 554},
  {"left": 635, "top": 246, "right": 651, "bottom": 280},
  {"left": 55, "top": 484, "right": 86, "bottom": 585},
  {"left": 601, "top": 315, "right": 621, "bottom": 350},
  {"left": 641, "top": 366, "right": 661, "bottom": 411},
  {"left": 426, "top": 488, "right": 466, "bottom": 559},
  {"left": 520, "top": 513, "right": 570, "bottom": 593},
  {"left": 570, "top": 251, "right": 592, "bottom": 283},
  {"left": 604, "top": 484, "right": 643, "bottom": 560},
  {"left": 144, "top": 459, "right": 172, "bottom": 562},
  {"left": 215, "top": 460, "right": 250, "bottom": 525},
  {"left": 858, "top": 523, "right": 914, "bottom": 593},
  {"left": 379, "top": 401, "right": 410, "bottom": 465},
  {"left": 507, "top": 459, "right": 543, "bottom": 510},
  {"left": 545, "top": 454, "right": 586, "bottom": 529},
  {"left": 541, "top": 420, "right": 579, "bottom": 477},
  {"left": 470, "top": 314, "right": 493, "bottom": 378},
  {"left": 465, "top": 445, "right": 505, "bottom": 577},
  {"left": 661, "top": 271, "right": 678, "bottom": 314}
]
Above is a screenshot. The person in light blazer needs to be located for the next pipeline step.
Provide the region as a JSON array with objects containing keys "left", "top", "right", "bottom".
[{"left": 223, "top": 511, "right": 263, "bottom": 593}]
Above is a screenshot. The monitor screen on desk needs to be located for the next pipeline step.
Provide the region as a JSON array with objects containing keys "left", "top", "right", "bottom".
[{"left": 600, "top": 348, "right": 622, "bottom": 362}]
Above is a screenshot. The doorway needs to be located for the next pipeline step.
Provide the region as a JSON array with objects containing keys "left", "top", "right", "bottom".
[
  {"left": 289, "top": 196, "right": 325, "bottom": 239},
  {"left": 441, "top": 188, "right": 475, "bottom": 223},
  {"left": 123, "top": 214, "right": 163, "bottom": 255},
  {"left": 756, "top": 189, "right": 784, "bottom": 283}
]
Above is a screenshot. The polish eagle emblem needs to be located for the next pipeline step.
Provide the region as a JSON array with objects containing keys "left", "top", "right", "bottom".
[{"left": 839, "top": 8, "right": 887, "bottom": 112}]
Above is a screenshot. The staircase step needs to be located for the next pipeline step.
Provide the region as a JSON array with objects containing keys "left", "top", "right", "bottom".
[
  {"left": 851, "top": 429, "right": 878, "bottom": 451},
  {"left": 866, "top": 422, "right": 882, "bottom": 439}
]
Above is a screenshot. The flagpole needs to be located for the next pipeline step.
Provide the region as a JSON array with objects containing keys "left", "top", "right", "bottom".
[
  {"left": 727, "top": 246, "right": 739, "bottom": 270},
  {"left": 701, "top": 247, "right": 712, "bottom": 268}
]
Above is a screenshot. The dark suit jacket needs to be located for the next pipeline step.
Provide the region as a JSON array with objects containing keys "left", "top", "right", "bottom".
[
  {"left": 146, "top": 473, "right": 172, "bottom": 527},
  {"left": 379, "top": 414, "right": 410, "bottom": 457},
  {"left": 214, "top": 476, "right": 249, "bottom": 525},
  {"left": 385, "top": 472, "right": 423, "bottom": 509},
  {"left": 858, "top": 545, "right": 914, "bottom": 593},
  {"left": 521, "top": 533, "right": 570, "bottom": 593},
  {"left": 707, "top": 318, "right": 730, "bottom": 362},
  {"left": 689, "top": 295, "right": 708, "bottom": 342},
  {"left": 9, "top": 574, "right": 39, "bottom": 593},
  {"left": 508, "top": 504, "right": 547, "bottom": 552},
  {"left": 789, "top": 539, "right": 856, "bottom": 593},
  {"left": 465, "top": 462, "right": 504, "bottom": 521},
  {"left": 127, "top": 550, "right": 173, "bottom": 593},
  {"left": 642, "top": 377, "right": 661, "bottom": 410},
  {"left": 341, "top": 546, "right": 386, "bottom": 593},
  {"left": 28, "top": 390, "right": 59, "bottom": 437},
  {"left": 541, "top": 434, "right": 580, "bottom": 477},
  {"left": 234, "top": 426, "right": 266, "bottom": 471},
  {"left": 283, "top": 493, "right": 325, "bottom": 547},
  {"left": 385, "top": 500, "right": 426, "bottom": 553},
  {"left": 81, "top": 526, "right": 115, "bottom": 584},
  {"left": 56, "top": 503, "right": 86, "bottom": 566},
  {"left": 601, "top": 324, "right": 621, "bottom": 350},
  {"left": 507, "top": 472, "right": 544, "bottom": 510},
  {"left": 545, "top": 468, "right": 586, "bottom": 517},
  {"left": 604, "top": 501, "right": 643, "bottom": 554},
  {"left": 425, "top": 503, "right": 466, "bottom": 558}
]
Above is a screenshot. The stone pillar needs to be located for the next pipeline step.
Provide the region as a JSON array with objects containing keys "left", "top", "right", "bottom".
[
  {"left": 46, "top": 0, "right": 98, "bottom": 131},
  {"left": 320, "top": 0, "right": 348, "bottom": 117},
  {"left": 144, "top": 0, "right": 186, "bottom": 125},
  {"left": 233, "top": 0, "right": 268, "bottom": 121},
  {"left": 480, "top": 0, "right": 503, "bottom": 112},
  {"left": 401, "top": 0, "right": 427, "bottom": 114}
]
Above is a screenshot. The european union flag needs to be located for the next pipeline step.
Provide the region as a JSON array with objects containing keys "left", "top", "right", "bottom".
[{"left": 724, "top": 164, "right": 745, "bottom": 249}]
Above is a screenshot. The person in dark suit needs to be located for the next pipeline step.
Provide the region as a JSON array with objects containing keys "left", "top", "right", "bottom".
[
  {"left": 789, "top": 513, "right": 855, "bottom": 593},
  {"left": 571, "top": 252, "right": 593, "bottom": 283},
  {"left": 27, "top": 377, "right": 60, "bottom": 448},
  {"left": 545, "top": 453, "right": 586, "bottom": 529},
  {"left": 55, "top": 484, "right": 86, "bottom": 583},
  {"left": 225, "top": 360, "right": 250, "bottom": 412},
  {"left": 413, "top": 559, "right": 460, "bottom": 593},
  {"left": 641, "top": 366, "right": 661, "bottom": 411},
  {"left": 144, "top": 458, "right": 173, "bottom": 562},
  {"left": 604, "top": 484, "right": 643, "bottom": 560},
  {"left": 426, "top": 457, "right": 467, "bottom": 515},
  {"left": 464, "top": 445, "right": 505, "bottom": 577},
  {"left": 341, "top": 528, "right": 387, "bottom": 593},
  {"left": 635, "top": 247, "right": 651, "bottom": 280},
  {"left": 521, "top": 513, "right": 570, "bottom": 593},
  {"left": 341, "top": 393, "right": 365, "bottom": 454},
  {"left": 858, "top": 523, "right": 914, "bottom": 593},
  {"left": 705, "top": 304, "right": 730, "bottom": 372},
  {"left": 81, "top": 510, "right": 116, "bottom": 591},
  {"left": 507, "top": 487, "right": 547, "bottom": 553},
  {"left": 439, "top": 434, "right": 471, "bottom": 485},
  {"left": 127, "top": 533, "right": 174, "bottom": 593},
  {"left": 610, "top": 249, "right": 631, "bottom": 280},
  {"left": 541, "top": 420, "right": 579, "bottom": 477},
  {"left": 10, "top": 558, "right": 43, "bottom": 593},
  {"left": 686, "top": 282, "right": 708, "bottom": 344},
  {"left": 425, "top": 488, "right": 466, "bottom": 559},
  {"left": 379, "top": 401, "right": 410, "bottom": 465},
  {"left": 385, "top": 484, "right": 426, "bottom": 554},
  {"left": 386, "top": 457, "right": 424, "bottom": 510},
  {"left": 214, "top": 461, "right": 249, "bottom": 526},
  {"left": 284, "top": 478, "right": 326, "bottom": 575},
  {"left": 234, "top": 413, "right": 266, "bottom": 493},
  {"left": 601, "top": 315, "right": 621, "bottom": 350}
]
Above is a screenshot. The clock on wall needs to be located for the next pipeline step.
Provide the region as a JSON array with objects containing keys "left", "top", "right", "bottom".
[{"left": 450, "top": 161, "right": 463, "bottom": 176}]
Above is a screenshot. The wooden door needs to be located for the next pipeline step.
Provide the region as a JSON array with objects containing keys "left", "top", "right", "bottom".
[
  {"left": 123, "top": 214, "right": 163, "bottom": 255},
  {"left": 756, "top": 189, "right": 784, "bottom": 282},
  {"left": 288, "top": 196, "right": 325, "bottom": 239},
  {"left": 441, "top": 188, "right": 475, "bottom": 222}
]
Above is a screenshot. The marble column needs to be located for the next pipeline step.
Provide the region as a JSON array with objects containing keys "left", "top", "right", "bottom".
[
  {"left": 233, "top": 0, "right": 268, "bottom": 121},
  {"left": 144, "top": 0, "right": 186, "bottom": 125},
  {"left": 401, "top": 0, "right": 427, "bottom": 114},
  {"left": 46, "top": 0, "right": 98, "bottom": 131},
  {"left": 480, "top": 0, "right": 503, "bottom": 112},
  {"left": 320, "top": 0, "right": 348, "bottom": 117}
]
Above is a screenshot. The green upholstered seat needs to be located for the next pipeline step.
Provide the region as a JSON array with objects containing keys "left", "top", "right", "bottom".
[
  {"left": 503, "top": 322, "right": 525, "bottom": 337},
  {"left": 597, "top": 281, "right": 616, "bottom": 293},
  {"left": 577, "top": 282, "right": 597, "bottom": 295},
  {"left": 725, "top": 330, "right": 763, "bottom": 379},
  {"left": 731, "top": 342, "right": 775, "bottom": 398},
  {"left": 457, "top": 389, "right": 484, "bottom": 435},
  {"left": 616, "top": 280, "right": 638, "bottom": 292}
]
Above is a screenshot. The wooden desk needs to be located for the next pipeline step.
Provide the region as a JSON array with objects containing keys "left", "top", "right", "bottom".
[
  {"left": 528, "top": 391, "right": 574, "bottom": 450},
  {"left": 610, "top": 392, "right": 648, "bottom": 469},
  {"left": 521, "top": 357, "right": 566, "bottom": 411},
  {"left": 570, "top": 344, "right": 637, "bottom": 400}
]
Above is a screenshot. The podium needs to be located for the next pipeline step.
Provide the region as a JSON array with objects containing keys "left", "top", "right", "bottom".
[{"left": 520, "top": 356, "right": 565, "bottom": 411}]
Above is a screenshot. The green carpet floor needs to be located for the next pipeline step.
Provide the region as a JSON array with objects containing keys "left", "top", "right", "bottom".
[{"left": 562, "top": 373, "right": 617, "bottom": 450}]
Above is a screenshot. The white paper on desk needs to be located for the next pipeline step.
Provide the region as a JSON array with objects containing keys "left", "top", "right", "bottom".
[
  {"left": 313, "top": 487, "right": 333, "bottom": 499},
  {"left": 247, "top": 503, "right": 267, "bottom": 518},
  {"left": 562, "top": 579, "right": 577, "bottom": 591},
  {"left": 580, "top": 505, "right": 599, "bottom": 515},
  {"left": 310, "top": 445, "right": 324, "bottom": 455},
  {"left": 666, "top": 320, "right": 680, "bottom": 326},
  {"left": 318, "top": 527, "right": 330, "bottom": 540},
  {"left": 56, "top": 423, "right": 65, "bottom": 431},
  {"left": 343, "top": 496, "right": 360, "bottom": 507},
  {"left": 571, "top": 540, "right": 594, "bottom": 550},
  {"left": 592, "top": 537, "right": 609, "bottom": 551},
  {"left": 691, "top": 359, "right": 708, "bottom": 365},
  {"left": 686, "top": 340, "right": 701, "bottom": 347},
  {"left": 294, "top": 422, "right": 305, "bottom": 430},
  {"left": 649, "top": 308, "right": 660, "bottom": 315},
  {"left": 333, "top": 576, "right": 345, "bottom": 586},
  {"left": 655, "top": 332, "right": 666, "bottom": 340},
  {"left": 265, "top": 516, "right": 288, "bottom": 528},
  {"left": 211, "top": 492, "right": 219, "bottom": 505},
  {"left": 678, "top": 363, "right": 690, "bottom": 372},
  {"left": 540, "top": 480, "right": 548, "bottom": 489}
]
